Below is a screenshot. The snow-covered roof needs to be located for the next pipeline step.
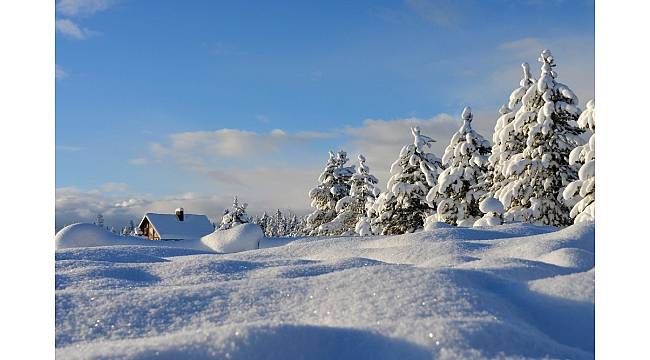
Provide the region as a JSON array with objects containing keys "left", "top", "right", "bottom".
[{"left": 139, "top": 213, "right": 214, "bottom": 240}]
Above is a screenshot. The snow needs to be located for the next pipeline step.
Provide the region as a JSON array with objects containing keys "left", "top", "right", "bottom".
[
  {"left": 200, "top": 223, "right": 264, "bottom": 253},
  {"left": 56, "top": 222, "right": 594, "bottom": 359},
  {"left": 56, "top": 223, "right": 262, "bottom": 254},
  {"left": 140, "top": 213, "right": 214, "bottom": 240},
  {"left": 55, "top": 223, "right": 154, "bottom": 250},
  {"left": 479, "top": 197, "right": 505, "bottom": 214}
]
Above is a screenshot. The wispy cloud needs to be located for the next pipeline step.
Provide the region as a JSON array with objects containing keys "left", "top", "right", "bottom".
[
  {"left": 404, "top": 0, "right": 462, "bottom": 28},
  {"left": 56, "top": 144, "right": 83, "bottom": 152},
  {"left": 149, "top": 128, "right": 335, "bottom": 161},
  {"left": 56, "top": 0, "right": 115, "bottom": 17},
  {"left": 56, "top": 0, "right": 114, "bottom": 40},
  {"left": 55, "top": 19, "right": 92, "bottom": 39},
  {"left": 101, "top": 182, "right": 129, "bottom": 192},
  {"left": 128, "top": 158, "right": 149, "bottom": 166},
  {"left": 55, "top": 64, "right": 67, "bottom": 80}
]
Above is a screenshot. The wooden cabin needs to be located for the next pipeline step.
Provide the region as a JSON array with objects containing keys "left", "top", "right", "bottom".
[{"left": 137, "top": 208, "right": 214, "bottom": 240}]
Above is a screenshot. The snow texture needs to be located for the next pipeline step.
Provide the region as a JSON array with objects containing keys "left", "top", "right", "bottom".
[
  {"left": 473, "top": 198, "right": 505, "bottom": 227},
  {"left": 201, "top": 223, "right": 264, "bottom": 253},
  {"left": 56, "top": 222, "right": 594, "bottom": 359},
  {"left": 56, "top": 223, "right": 261, "bottom": 254}
]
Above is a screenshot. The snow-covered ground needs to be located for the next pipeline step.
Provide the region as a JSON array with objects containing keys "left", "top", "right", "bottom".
[{"left": 55, "top": 222, "right": 594, "bottom": 359}]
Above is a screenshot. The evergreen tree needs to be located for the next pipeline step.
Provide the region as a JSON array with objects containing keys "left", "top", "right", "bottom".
[
  {"left": 434, "top": 107, "right": 492, "bottom": 226},
  {"left": 121, "top": 220, "right": 136, "bottom": 236},
  {"left": 258, "top": 212, "right": 270, "bottom": 236},
  {"left": 219, "top": 196, "right": 251, "bottom": 230},
  {"left": 563, "top": 99, "right": 595, "bottom": 223},
  {"left": 498, "top": 50, "right": 585, "bottom": 226},
  {"left": 270, "top": 209, "right": 286, "bottom": 237},
  {"left": 369, "top": 127, "right": 443, "bottom": 235},
  {"left": 320, "top": 154, "right": 380, "bottom": 236},
  {"left": 305, "top": 151, "right": 355, "bottom": 235},
  {"left": 485, "top": 63, "right": 536, "bottom": 196},
  {"left": 94, "top": 213, "right": 104, "bottom": 228}
]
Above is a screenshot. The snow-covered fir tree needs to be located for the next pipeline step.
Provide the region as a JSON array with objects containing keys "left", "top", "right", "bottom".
[
  {"left": 563, "top": 99, "right": 595, "bottom": 223},
  {"left": 269, "top": 209, "right": 287, "bottom": 237},
  {"left": 121, "top": 220, "right": 136, "bottom": 236},
  {"left": 94, "top": 213, "right": 104, "bottom": 228},
  {"left": 305, "top": 151, "right": 355, "bottom": 235},
  {"left": 369, "top": 127, "right": 443, "bottom": 235},
  {"left": 434, "top": 107, "right": 492, "bottom": 226},
  {"left": 257, "top": 212, "right": 270, "bottom": 236},
  {"left": 498, "top": 50, "right": 585, "bottom": 226},
  {"left": 319, "top": 154, "right": 380, "bottom": 236},
  {"left": 485, "top": 63, "right": 535, "bottom": 196},
  {"left": 219, "top": 196, "right": 251, "bottom": 230}
]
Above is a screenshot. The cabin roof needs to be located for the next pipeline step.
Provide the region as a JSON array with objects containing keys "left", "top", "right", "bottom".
[{"left": 138, "top": 213, "right": 214, "bottom": 240}]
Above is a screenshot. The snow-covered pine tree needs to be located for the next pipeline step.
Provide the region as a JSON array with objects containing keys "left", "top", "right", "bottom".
[
  {"left": 369, "top": 127, "right": 443, "bottom": 235},
  {"left": 498, "top": 50, "right": 585, "bottom": 226},
  {"left": 258, "top": 212, "right": 270, "bottom": 236},
  {"left": 434, "top": 107, "right": 492, "bottom": 226},
  {"left": 305, "top": 151, "right": 355, "bottom": 235},
  {"left": 94, "top": 213, "right": 104, "bottom": 228},
  {"left": 319, "top": 154, "right": 380, "bottom": 236},
  {"left": 121, "top": 220, "right": 136, "bottom": 236},
  {"left": 270, "top": 209, "right": 287, "bottom": 236},
  {"left": 219, "top": 196, "right": 251, "bottom": 230},
  {"left": 485, "top": 63, "right": 536, "bottom": 196},
  {"left": 563, "top": 99, "right": 595, "bottom": 223}
]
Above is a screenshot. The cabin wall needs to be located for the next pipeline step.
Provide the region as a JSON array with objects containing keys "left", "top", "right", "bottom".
[{"left": 141, "top": 221, "right": 161, "bottom": 240}]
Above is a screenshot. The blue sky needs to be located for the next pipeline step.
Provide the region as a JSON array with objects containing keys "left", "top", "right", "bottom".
[{"left": 55, "top": 0, "right": 594, "bottom": 228}]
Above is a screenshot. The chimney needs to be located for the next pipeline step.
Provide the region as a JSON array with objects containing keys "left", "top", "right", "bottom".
[{"left": 175, "top": 207, "right": 184, "bottom": 221}]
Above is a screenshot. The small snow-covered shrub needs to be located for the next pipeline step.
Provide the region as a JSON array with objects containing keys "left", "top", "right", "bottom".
[{"left": 474, "top": 198, "right": 505, "bottom": 227}]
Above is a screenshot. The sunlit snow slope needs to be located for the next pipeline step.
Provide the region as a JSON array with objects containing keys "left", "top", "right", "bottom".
[{"left": 55, "top": 222, "right": 594, "bottom": 360}]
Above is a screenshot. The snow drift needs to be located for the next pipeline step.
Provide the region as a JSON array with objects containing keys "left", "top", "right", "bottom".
[
  {"left": 56, "top": 222, "right": 594, "bottom": 359},
  {"left": 201, "top": 223, "right": 263, "bottom": 253},
  {"left": 56, "top": 223, "right": 264, "bottom": 254}
]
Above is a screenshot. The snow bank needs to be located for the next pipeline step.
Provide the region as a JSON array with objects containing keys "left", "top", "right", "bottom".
[
  {"left": 55, "top": 223, "right": 149, "bottom": 250},
  {"left": 55, "top": 223, "right": 264, "bottom": 254},
  {"left": 201, "top": 223, "right": 263, "bottom": 253},
  {"left": 56, "top": 222, "right": 594, "bottom": 359}
]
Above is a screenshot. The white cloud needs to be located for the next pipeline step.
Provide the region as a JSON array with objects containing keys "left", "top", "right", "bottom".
[
  {"left": 149, "top": 128, "right": 334, "bottom": 162},
  {"left": 56, "top": 0, "right": 114, "bottom": 17},
  {"left": 55, "top": 184, "right": 315, "bottom": 231},
  {"left": 56, "top": 144, "right": 83, "bottom": 152},
  {"left": 342, "top": 112, "right": 481, "bottom": 188},
  {"left": 494, "top": 36, "right": 595, "bottom": 104},
  {"left": 55, "top": 19, "right": 91, "bottom": 39},
  {"left": 101, "top": 182, "right": 129, "bottom": 192},
  {"left": 128, "top": 158, "right": 149, "bottom": 166},
  {"left": 55, "top": 64, "right": 67, "bottom": 80}
]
